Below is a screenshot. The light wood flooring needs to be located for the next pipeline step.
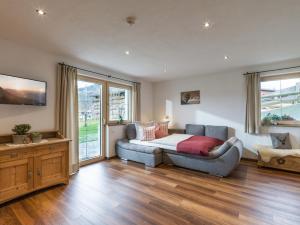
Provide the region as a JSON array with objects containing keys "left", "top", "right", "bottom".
[{"left": 1, "top": 159, "right": 300, "bottom": 225}]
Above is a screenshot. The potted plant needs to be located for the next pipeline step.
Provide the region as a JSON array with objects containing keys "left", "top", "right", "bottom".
[
  {"left": 12, "top": 124, "right": 31, "bottom": 144},
  {"left": 118, "top": 115, "right": 124, "bottom": 124},
  {"left": 31, "top": 132, "right": 42, "bottom": 143}
]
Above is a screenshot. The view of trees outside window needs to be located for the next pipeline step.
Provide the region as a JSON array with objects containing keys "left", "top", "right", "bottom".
[
  {"left": 109, "top": 86, "right": 130, "bottom": 122},
  {"left": 261, "top": 77, "right": 300, "bottom": 126},
  {"left": 78, "top": 80, "right": 102, "bottom": 161}
]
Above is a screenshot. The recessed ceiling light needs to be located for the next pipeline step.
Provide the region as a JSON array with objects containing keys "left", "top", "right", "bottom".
[
  {"left": 125, "top": 51, "right": 130, "bottom": 55},
  {"left": 204, "top": 22, "right": 210, "bottom": 28},
  {"left": 36, "top": 9, "right": 46, "bottom": 15},
  {"left": 224, "top": 55, "right": 229, "bottom": 60}
]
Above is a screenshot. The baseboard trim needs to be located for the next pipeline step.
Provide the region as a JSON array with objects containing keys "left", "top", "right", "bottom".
[
  {"left": 106, "top": 156, "right": 118, "bottom": 160},
  {"left": 241, "top": 157, "right": 258, "bottom": 162}
]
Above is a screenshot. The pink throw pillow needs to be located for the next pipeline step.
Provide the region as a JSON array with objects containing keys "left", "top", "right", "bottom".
[{"left": 155, "top": 121, "right": 169, "bottom": 139}]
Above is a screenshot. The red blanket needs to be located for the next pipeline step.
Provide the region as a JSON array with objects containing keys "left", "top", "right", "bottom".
[{"left": 177, "top": 136, "right": 224, "bottom": 156}]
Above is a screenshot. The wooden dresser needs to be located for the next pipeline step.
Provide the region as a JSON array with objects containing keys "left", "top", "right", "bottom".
[{"left": 0, "top": 132, "right": 70, "bottom": 204}]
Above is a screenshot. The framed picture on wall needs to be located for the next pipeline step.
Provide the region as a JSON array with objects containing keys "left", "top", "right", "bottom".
[{"left": 181, "top": 90, "right": 200, "bottom": 105}]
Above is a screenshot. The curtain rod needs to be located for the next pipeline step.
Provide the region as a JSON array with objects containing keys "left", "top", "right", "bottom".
[
  {"left": 243, "top": 65, "right": 300, "bottom": 75},
  {"left": 59, "top": 62, "right": 140, "bottom": 84}
]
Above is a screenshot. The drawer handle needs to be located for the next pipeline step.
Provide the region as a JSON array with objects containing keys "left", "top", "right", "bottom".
[
  {"left": 10, "top": 152, "right": 18, "bottom": 158},
  {"left": 28, "top": 171, "right": 32, "bottom": 180},
  {"left": 37, "top": 169, "right": 41, "bottom": 176},
  {"left": 277, "top": 158, "right": 285, "bottom": 165}
]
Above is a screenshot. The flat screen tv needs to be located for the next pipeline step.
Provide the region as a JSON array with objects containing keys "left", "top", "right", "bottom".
[{"left": 0, "top": 74, "right": 47, "bottom": 106}]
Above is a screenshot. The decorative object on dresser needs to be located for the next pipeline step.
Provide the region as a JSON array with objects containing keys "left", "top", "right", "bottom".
[
  {"left": 0, "top": 131, "right": 70, "bottom": 204},
  {"left": 11, "top": 124, "right": 31, "bottom": 144},
  {"left": 31, "top": 132, "right": 42, "bottom": 143}
]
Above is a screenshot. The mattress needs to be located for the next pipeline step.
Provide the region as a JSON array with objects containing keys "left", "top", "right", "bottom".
[{"left": 129, "top": 134, "right": 193, "bottom": 150}]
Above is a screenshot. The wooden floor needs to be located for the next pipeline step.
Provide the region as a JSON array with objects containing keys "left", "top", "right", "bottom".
[{"left": 1, "top": 159, "right": 300, "bottom": 225}]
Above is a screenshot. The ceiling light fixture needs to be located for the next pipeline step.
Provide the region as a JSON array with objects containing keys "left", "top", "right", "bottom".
[
  {"left": 125, "top": 51, "right": 130, "bottom": 55},
  {"left": 224, "top": 55, "right": 229, "bottom": 60},
  {"left": 36, "top": 9, "right": 46, "bottom": 15},
  {"left": 204, "top": 22, "right": 210, "bottom": 28}
]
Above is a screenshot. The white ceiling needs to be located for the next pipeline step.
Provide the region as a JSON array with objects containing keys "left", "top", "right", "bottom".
[{"left": 1, "top": 0, "right": 300, "bottom": 81}]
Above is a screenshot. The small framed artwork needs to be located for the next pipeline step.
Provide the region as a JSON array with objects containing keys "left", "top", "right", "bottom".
[{"left": 181, "top": 90, "right": 200, "bottom": 105}]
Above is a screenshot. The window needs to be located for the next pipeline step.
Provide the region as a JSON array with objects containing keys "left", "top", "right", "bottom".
[
  {"left": 260, "top": 73, "right": 300, "bottom": 126},
  {"left": 108, "top": 83, "right": 131, "bottom": 123}
]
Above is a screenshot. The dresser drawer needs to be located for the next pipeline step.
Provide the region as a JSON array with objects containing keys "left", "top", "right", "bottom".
[
  {"left": 0, "top": 151, "right": 23, "bottom": 162},
  {"left": 34, "top": 143, "right": 68, "bottom": 156}
]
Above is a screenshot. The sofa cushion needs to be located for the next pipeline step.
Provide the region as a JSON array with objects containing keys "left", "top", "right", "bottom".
[
  {"left": 205, "top": 125, "right": 228, "bottom": 141},
  {"left": 186, "top": 124, "right": 205, "bottom": 136},
  {"left": 135, "top": 122, "right": 155, "bottom": 140},
  {"left": 155, "top": 121, "right": 169, "bottom": 138},
  {"left": 116, "top": 139, "right": 162, "bottom": 154},
  {"left": 126, "top": 123, "right": 137, "bottom": 140},
  {"left": 270, "top": 133, "right": 292, "bottom": 149}
]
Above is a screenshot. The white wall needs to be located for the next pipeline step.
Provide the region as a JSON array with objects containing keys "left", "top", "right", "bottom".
[
  {"left": 0, "top": 39, "right": 154, "bottom": 136},
  {"left": 153, "top": 61, "right": 300, "bottom": 159}
]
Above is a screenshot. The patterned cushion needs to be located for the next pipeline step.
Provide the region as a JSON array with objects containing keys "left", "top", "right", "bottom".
[
  {"left": 142, "top": 126, "right": 156, "bottom": 141},
  {"left": 135, "top": 121, "right": 155, "bottom": 140},
  {"left": 270, "top": 133, "right": 292, "bottom": 149},
  {"left": 155, "top": 121, "right": 169, "bottom": 138}
]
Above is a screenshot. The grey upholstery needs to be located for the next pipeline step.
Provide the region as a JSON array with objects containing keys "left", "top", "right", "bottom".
[
  {"left": 205, "top": 125, "right": 228, "bottom": 141},
  {"left": 116, "top": 139, "right": 161, "bottom": 154},
  {"left": 116, "top": 139, "right": 162, "bottom": 167},
  {"left": 163, "top": 138, "right": 243, "bottom": 177},
  {"left": 186, "top": 124, "right": 205, "bottom": 136},
  {"left": 126, "top": 123, "right": 137, "bottom": 140},
  {"left": 116, "top": 124, "right": 243, "bottom": 177}
]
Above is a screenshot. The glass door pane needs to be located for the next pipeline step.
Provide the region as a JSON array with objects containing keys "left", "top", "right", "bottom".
[{"left": 78, "top": 80, "right": 102, "bottom": 162}]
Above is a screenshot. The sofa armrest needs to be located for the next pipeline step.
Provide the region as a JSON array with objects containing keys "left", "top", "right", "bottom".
[{"left": 208, "top": 138, "right": 243, "bottom": 160}]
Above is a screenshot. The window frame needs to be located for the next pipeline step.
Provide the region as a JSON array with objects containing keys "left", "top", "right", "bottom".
[
  {"left": 260, "top": 72, "right": 300, "bottom": 127},
  {"left": 107, "top": 81, "right": 132, "bottom": 125}
]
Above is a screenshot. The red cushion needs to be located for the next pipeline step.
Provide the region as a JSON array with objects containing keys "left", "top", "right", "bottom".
[
  {"left": 155, "top": 121, "right": 169, "bottom": 138},
  {"left": 177, "top": 136, "right": 224, "bottom": 156}
]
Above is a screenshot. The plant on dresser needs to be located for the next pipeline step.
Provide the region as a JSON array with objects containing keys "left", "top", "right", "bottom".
[{"left": 11, "top": 124, "right": 31, "bottom": 144}]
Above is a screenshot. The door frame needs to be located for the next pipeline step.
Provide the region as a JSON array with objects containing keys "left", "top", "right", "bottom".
[{"left": 78, "top": 75, "right": 107, "bottom": 166}]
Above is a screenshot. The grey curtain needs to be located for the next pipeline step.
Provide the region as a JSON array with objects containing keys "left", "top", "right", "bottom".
[
  {"left": 56, "top": 64, "right": 79, "bottom": 174},
  {"left": 132, "top": 82, "right": 141, "bottom": 122},
  {"left": 245, "top": 72, "right": 261, "bottom": 134}
]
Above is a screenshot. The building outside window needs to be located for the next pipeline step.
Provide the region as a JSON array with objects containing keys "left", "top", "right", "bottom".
[
  {"left": 260, "top": 73, "right": 300, "bottom": 126},
  {"left": 108, "top": 84, "right": 131, "bottom": 123}
]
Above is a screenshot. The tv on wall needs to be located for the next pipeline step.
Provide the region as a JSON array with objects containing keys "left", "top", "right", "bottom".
[{"left": 0, "top": 74, "right": 47, "bottom": 106}]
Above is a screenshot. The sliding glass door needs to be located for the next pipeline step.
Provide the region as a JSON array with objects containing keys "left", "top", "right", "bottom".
[{"left": 77, "top": 77, "right": 106, "bottom": 165}]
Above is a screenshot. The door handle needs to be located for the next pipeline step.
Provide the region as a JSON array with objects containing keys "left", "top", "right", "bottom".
[{"left": 28, "top": 171, "right": 32, "bottom": 181}]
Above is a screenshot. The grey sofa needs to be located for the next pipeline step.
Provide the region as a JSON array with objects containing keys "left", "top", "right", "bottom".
[{"left": 116, "top": 124, "right": 244, "bottom": 177}]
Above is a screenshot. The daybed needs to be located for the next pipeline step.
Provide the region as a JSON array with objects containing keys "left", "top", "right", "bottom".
[{"left": 116, "top": 124, "right": 244, "bottom": 177}]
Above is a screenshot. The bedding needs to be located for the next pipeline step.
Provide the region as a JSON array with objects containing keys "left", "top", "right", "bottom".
[
  {"left": 129, "top": 134, "right": 222, "bottom": 155},
  {"left": 129, "top": 134, "right": 192, "bottom": 150},
  {"left": 177, "top": 136, "right": 224, "bottom": 156}
]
